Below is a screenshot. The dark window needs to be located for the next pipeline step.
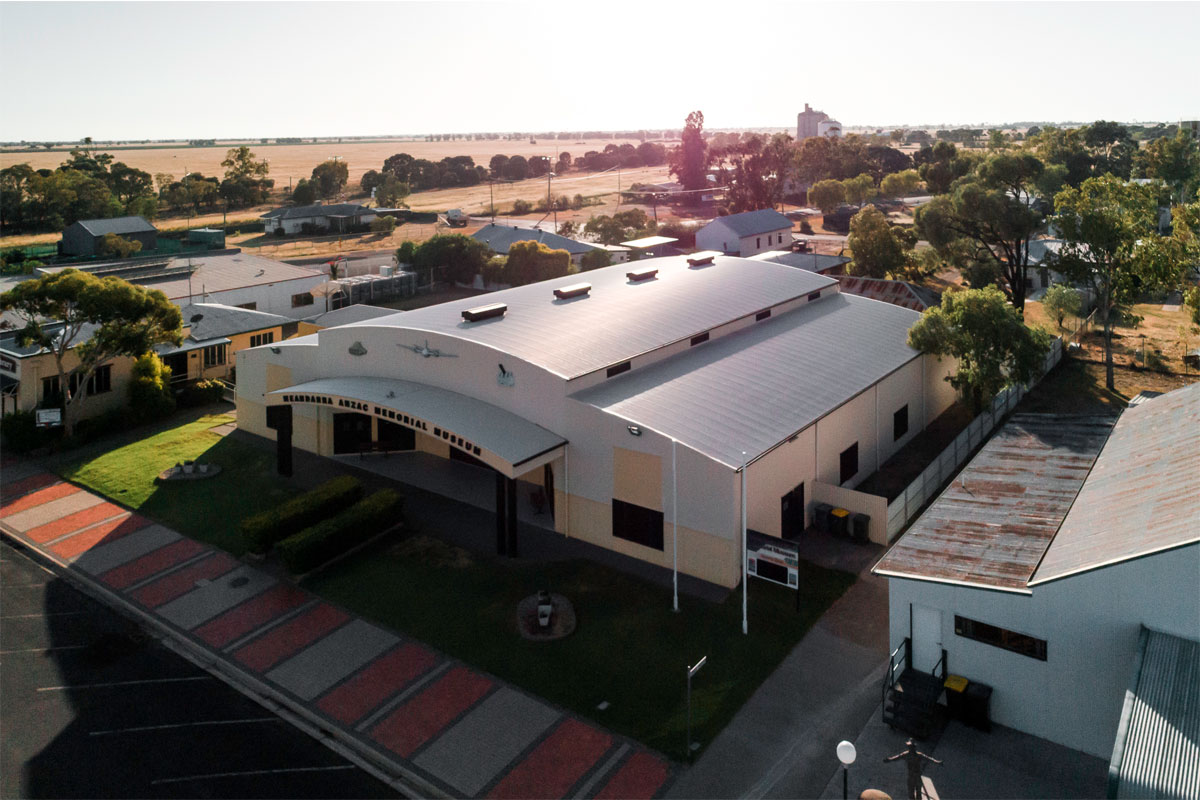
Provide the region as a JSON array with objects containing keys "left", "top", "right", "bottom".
[
  {"left": 250, "top": 332, "right": 275, "bottom": 348},
  {"left": 808, "top": 291, "right": 822, "bottom": 301},
  {"left": 778, "top": 233, "right": 784, "bottom": 244},
  {"left": 955, "top": 615, "right": 1047, "bottom": 661},
  {"left": 88, "top": 364, "right": 111, "bottom": 394},
  {"left": 893, "top": 405, "right": 909, "bottom": 441},
  {"left": 612, "top": 499, "right": 664, "bottom": 550},
  {"left": 291, "top": 293, "right": 314, "bottom": 308},
  {"left": 690, "top": 332, "right": 709, "bottom": 346},
  {"left": 755, "top": 309, "right": 771, "bottom": 321},
  {"left": 203, "top": 344, "right": 226, "bottom": 368},
  {"left": 606, "top": 361, "right": 631, "bottom": 378},
  {"left": 756, "top": 237, "right": 761, "bottom": 249},
  {"left": 236, "top": 302, "right": 257, "bottom": 310},
  {"left": 839, "top": 443, "right": 859, "bottom": 484},
  {"left": 42, "top": 365, "right": 111, "bottom": 400}
]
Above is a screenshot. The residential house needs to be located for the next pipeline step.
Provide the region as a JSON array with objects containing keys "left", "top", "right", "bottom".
[
  {"left": 471, "top": 224, "right": 616, "bottom": 267},
  {"left": 0, "top": 322, "right": 131, "bottom": 421},
  {"left": 695, "top": 209, "right": 794, "bottom": 257},
  {"left": 261, "top": 203, "right": 377, "bottom": 235},
  {"left": 156, "top": 303, "right": 297, "bottom": 386}
]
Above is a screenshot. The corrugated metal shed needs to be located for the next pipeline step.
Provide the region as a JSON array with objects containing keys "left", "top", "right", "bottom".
[
  {"left": 137, "top": 253, "right": 325, "bottom": 300},
  {"left": 261, "top": 203, "right": 373, "bottom": 220},
  {"left": 1031, "top": 382, "right": 1200, "bottom": 585},
  {"left": 835, "top": 276, "right": 937, "bottom": 311},
  {"left": 356, "top": 255, "right": 837, "bottom": 380},
  {"left": 873, "top": 414, "right": 1116, "bottom": 592},
  {"left": 747, "top": 251, "right": 852, "bottom": 274},
  {"left": 74, "top": 216, "right": 157, "bottom": 236},
  {"left": 574, "top": 292, "right": 922, "bottom": 469},
  {"left": 1108, "top": 626, "right": 1199, "bottom": 800},
  {"left": 708, "top": 208, "right": 793, "bottom": 237}
]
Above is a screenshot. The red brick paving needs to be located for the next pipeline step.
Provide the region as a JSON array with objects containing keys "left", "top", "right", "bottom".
[
  {"left": 192, "top": 583, "right": 309, "bottom": 646},
  {"left": 232, "top": 603, "right": 350, "bottom": 673},
  {"left": 487, "top": 717, "right": 614, "bottom": 799},
  {"left": 48, "top": 514, "right": 152, "bottom": 559},
  {"left": 99, "top": 538, "right": 207, "bottom": 590},
  {"left": 0, "top": 482, "right": 79, "bottom": 518},
  {"left": 1, "top": 472, "right": 60, "bottom": 499},
  {"left": 25, "top": 502, "right": 126, "bottom": 544},
  {"left": 316, "top": 642, "right": 439, "bottom": 725},
  {"left": 369, "top": 666, "right": 493, "bottom": 758},
  {"left": 594, "top": 752, "right": 671, "bottom": 800},
  {"left": 130, "top": 552, "right": 239, "bottom": 608}
]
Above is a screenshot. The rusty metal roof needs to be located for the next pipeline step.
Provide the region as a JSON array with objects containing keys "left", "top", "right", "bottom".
[
  {"left": 873, "top": 414, "right": 1116, "bottom": 592},
  {"left": 1031, "top": 382, "right": 1200, "bottom": 586}
]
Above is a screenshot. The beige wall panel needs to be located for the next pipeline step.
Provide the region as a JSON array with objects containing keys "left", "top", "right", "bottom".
[
  {"left": 810, "top": 481, "right": 889, "bottom": 544},
  {"left": 415, "top": 431, "right": 450, "bottom": 458},
  {"left": 265, "top": 364, "right": 293, "bottom": 394},
  {"left": 923, "top": 354, "right": 959, "bottom": 426},
  {"left": 612, "top": 446, "right": 663, "bottom": 510},
  {"left": 875, "top": 358, "right": 923, "bottom": 465},
  {"left": 814, "top": 389, "right": 877, "bottom": 489},
  {"left": 236, "top": 397, "right": 274, "bottom": 440},
  {"left": 745, "top": 427, "right": 817, "bottom": 537}
]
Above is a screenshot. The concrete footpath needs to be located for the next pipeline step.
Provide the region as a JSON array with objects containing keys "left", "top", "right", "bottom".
[
  {"left": 0, "top": 462, "right": 674, "bottom": 800},
  {"left": 668, "top": 541, "right": 892, "bottom": 800}
]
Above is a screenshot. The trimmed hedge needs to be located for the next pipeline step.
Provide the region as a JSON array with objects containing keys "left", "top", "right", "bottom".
[
  {"left": 279, "top": 489, "right": 403, "bottom": 574},
  {"left": 240, "top": 476, "right": 363, "bottom": 554}
]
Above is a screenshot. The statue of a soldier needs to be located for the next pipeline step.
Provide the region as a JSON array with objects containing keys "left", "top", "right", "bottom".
[{"left": 884, "top": 738, "right": 941, "bottom": 800}]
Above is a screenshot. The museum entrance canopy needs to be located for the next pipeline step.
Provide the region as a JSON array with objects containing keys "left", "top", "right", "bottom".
[{"left": 268, "top": 376, "right": 566, "bottom": 478}]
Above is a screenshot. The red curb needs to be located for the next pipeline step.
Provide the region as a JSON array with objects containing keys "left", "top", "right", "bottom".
[
  {"left": 25, "top": 503, "right": 127, "bottom": 544},
  {"left": 317, "top": 642, "right": 439, "bottom": 726},
  {"left": 488, "top": 717, "right": 614, "bottom": 799},
  {"left": 233, "top": 604, "right": 350, "bottom": 673},
  {"left": 0, "top": 482, "right": 78, "bottom": 518},
  {"left": 192, "top": 583, "right": 309, "bottom": 645},
  {"left": 130, "top": 552, "right": 239, "bottom": 609},
  {"left": 1, "top": 472, "right": 59, "bottom": 499},
  {"left": 369, "top": 666, "right": 493, "bottom": 758},
  {"left": 99, "top": 538, "right": 207, "bottom": 590},
  {"left": 594, "top": 752, "right": 671, "bottom": 800},
  {"left": 48, "top": 514, "right": 152, "bottom": 559}
]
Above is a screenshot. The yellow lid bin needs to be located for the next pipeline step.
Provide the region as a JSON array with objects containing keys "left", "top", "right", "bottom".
[{"left": 945, "top": 674, "right": 969, "bottom": 693}]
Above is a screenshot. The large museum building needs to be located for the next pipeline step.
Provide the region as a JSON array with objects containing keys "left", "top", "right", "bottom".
[{"left": 236, "top": 254, "right": 956, "bottom": 588}]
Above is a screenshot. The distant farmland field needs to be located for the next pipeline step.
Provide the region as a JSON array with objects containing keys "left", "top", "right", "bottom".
[{"left": 0, "top": 137, "right": 672, "bottom": 190}]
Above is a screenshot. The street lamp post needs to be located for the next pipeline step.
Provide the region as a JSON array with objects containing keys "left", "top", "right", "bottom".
[
  {"left": 837, "top": 740, "right": 857, "bottom": 800},
  {"left": 686, "top": 656, "right": 707, "bottom": 761}
]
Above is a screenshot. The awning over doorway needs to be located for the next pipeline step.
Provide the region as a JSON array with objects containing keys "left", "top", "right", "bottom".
[{"left": 268, "top": 376, "right": 566, "bottom": 478}]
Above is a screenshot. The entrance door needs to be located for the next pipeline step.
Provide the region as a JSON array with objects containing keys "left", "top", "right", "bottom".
[
  {"left": 911, "top": 604, "right": 944, "bottom": 673},
  {"left": 332, "top": 412, "right": 371, "bottom": 454},
  {"left": 781, "top": 482, "right": 805, "bottom": 539},
  {"left": 163, "top": 353, "right": 189, "bottom": 383},
  {"left": 377, "top": 419, "right": 415, "bottom": 452}
]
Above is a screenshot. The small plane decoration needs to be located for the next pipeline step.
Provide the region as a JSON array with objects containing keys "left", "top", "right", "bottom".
[{"left": 399, "top": 340, "right": 458, "bottom": 358}]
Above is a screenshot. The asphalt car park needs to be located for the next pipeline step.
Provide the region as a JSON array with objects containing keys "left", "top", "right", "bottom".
[{"left": 0, "top": 539, "right": 399, "bottom": 799}]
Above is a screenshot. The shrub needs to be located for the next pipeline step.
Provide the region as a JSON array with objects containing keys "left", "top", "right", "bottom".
[
  {"left": 129, "top": 352, "right": 175, "bottom": 420},
  {"left": 799, "top": 219, "right": 814, "bottom": 235},
  {"left": 370, "top": 215, "right": 397, "bottom": 234},
  {"left": 274, "top": 227, "right": 286, "bottom": 237},
  {"left": 511, "top": 199, "right": 532, "bottom": 215},
  {"left": 240, "top": 476, "right": 364, "bottom": 554},
  {"left": 177, "top": 379, "right": 227, "bottom": 408},
  {"left": 278, "top": 489, "right": 404, "bottom": 574},
  {"left": 0, "top": 410, "right": 49, "bottom": 453},
  {"left": 395, "top": 240, "right": 416, "bottom": 264}
]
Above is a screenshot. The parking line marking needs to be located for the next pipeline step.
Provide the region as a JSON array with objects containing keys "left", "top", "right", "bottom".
[
  {"left": 0, "top": 644, "right": 88, "bottom": 654},
  {"left": 150, "top": 765, "right": 356, "bottom": 785},
  {"left": 37, "top": 675, "right": 211, "bottom": 692},
  {"left": 89, "top": 717, "right": 279, "bottom": 736},
  {"left": 0, "top": 611, "right": 93, "bottom": 619}
]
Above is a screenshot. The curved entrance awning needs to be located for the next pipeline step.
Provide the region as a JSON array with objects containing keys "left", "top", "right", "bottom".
[{"left": 268, "top": 376, "right": 566, "bottom": 478}]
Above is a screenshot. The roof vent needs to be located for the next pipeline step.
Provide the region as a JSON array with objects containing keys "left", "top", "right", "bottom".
[
  {"left": 687, "top": 251, "right": 721, "bottom": 267},
  {"left": 461, "top": 302, "right": 507, "bottom": 322},
  {"left": 553, "top": 282, "right": 591, "bottom": 300},
  {"left": 626, "top": 267, "right": 659, "bottom": 282}
]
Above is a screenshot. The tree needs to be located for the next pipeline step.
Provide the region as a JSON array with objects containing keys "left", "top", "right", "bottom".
[
  {"left": 291, "top": 178, "right": 319, "bottom": 205},
  {"left": 915, "top": 141, "right": 976, "bottom": 195},
  {"left": 412, "top": 234, "right": 490, "bottom": 285},
  {"left": 107, "top": 162, "right": 154, "bottom": 203},
  {"left": 311, "top": 159, "right": 349, "bottom": 199},
  {"left": 842, "top": 173, "right": 877, "bottom": 206},
  {"left": 1041, "top": 283, "right": 1081, "bottom": 330},
  {"left": 846, "top": 207, "right": 908, "bottom": 278},
  {"left": 219, "top": 146, "right": 273, "bottom": 207},
  {"left": 1134, "top": 129, "right": 1200, "bottom": 203},
  {"left": 503, "top": 155, "right": 529, "bottom": 181},
  {"left": 557, "top": 220, "right": 577, "bottom": 238},
  {"left": 0, "top": 270, "right": 182, "bottom": 436},
  {"left": 96, "top": 233, "right": 143, "bottom": 259},
  {"left": 128, "top": 351, "right": 175, "bottom": 420},
  {"left": 808, "top": 179, "right": 845, "bottom": 214},
  {"left": 221, "top": 146, "right": 270, "bottom": 182},
  {"left": 719, "top": 132, "right": 795, "bottom": 212},
  {"left": 916, "top": 152, "right": 1049, "bottom": 311},
  {"left": 1052, "top": 175, "right": 1191, "bottom": 389},
  {"left": 383, "top": 153, "right": 416, "bottom": 182},
  {"left": 579, "top": 248, "right": 611, "bottom": 271},
  {"left": 370, "top": 215, "right": 396, "bottom": 234},
  {"left": 504, "top": 241, "right": 572, "bottom": 286},
  {"left": 669, "top": 111, "right": 708, "bottom": 191},
  {"left": 360, "top": 169, "right": 383, "bottom": 195},
  {"left": 394, "top": 240, "right": 416, "bottom": 265},
  {"left": 374, "top": 175, "right": 410, "bottom": 208},
  {"left": 907, "top": 286, "right": 1052, "bottom": 414},
  {"left": 489, "top": 154, "right": 509, "bottom": 179},
  {"left": 1082, "top": 120, "right": 1135, "bottom": 180},
  {"left": 880, "top": 169, "right": 922, "bottom": 199}
]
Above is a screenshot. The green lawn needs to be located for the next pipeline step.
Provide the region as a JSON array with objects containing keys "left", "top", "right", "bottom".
[
  {"left": 307, "top": 537, "right": 855, "bottom": 761},
  {"left": 56, "top": 414, "right": 298, "bottom": 555}
]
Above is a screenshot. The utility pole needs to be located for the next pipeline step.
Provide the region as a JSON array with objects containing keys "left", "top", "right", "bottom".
[{"left": 489, "top": 180, "right": 495, "bottom": 224}]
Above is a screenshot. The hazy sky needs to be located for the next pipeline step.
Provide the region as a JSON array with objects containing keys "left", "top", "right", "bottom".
[{"left": 2, "top": 1, "right": 1196, "bottom": 141}]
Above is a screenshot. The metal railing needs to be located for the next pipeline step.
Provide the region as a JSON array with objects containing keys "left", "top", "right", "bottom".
[
  {"left": 885, "top": 337, "right": 1064, "bottom": 539},
  {"left": 883, "top": 637, "right": 912, "bottom": 712}
]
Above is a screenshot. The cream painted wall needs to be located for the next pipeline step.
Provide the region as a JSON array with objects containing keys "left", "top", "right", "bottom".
[
  {"left": 922, "top": 353, "right": 959, "bottom": 426},
  {"left": 11, "top": 350, "right": 133, "bottom": 421},
  {"left": 745, "top": 426, "right": 816, "bottom": 537},
  {"left": 814, "top": 388, "right": 877, "bottom": 489},
  {"left": 886, "top": 544, "right": 1200, "bottom": 758}
]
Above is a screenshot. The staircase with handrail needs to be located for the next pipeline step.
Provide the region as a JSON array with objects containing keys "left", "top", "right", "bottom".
[{"left": 881, "top": 638, "right": 946, "bottom": 739}]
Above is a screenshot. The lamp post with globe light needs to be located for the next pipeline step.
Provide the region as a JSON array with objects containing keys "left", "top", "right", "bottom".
[{"left": 837, "top": 740, "right": 857, "bottom": 800}]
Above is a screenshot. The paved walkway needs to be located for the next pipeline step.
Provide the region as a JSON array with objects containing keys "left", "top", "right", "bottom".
[{"left": 0, "top": 464, "right": 674, "bottom": 799}]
